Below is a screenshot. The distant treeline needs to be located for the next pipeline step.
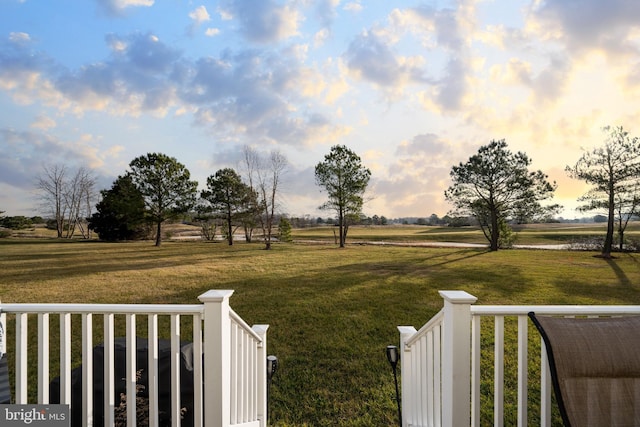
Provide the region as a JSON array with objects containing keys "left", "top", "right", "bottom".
[{"left": 0, "top": 212, "right": 629, "bottom": 233}]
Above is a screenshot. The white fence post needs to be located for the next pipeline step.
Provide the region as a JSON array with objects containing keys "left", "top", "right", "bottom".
[
  {"left": 199, "top": 290, "right": 234, "bottom": 427},
  {"left": 398, "top": 326, "right": 417, "bottom": 427},
  {"left": 439, "top": 290, "right": 477, "bottom": 427},
  {"left": 253, "top": 325, "right": 269, "bottom": 427}
]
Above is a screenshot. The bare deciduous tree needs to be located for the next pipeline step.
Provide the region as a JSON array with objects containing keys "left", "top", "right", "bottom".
[
  {"left": 36, "top": 164, "right": 66, "bottom": 237},
  {"left": 63, "top": 167, "right": 96, "bottom": 238},
  {"left": 241, "top": 146, "right": 288, "bottom": 250},
  {"left": 36, "top": 164, "right": 96, "bottom": 238}
]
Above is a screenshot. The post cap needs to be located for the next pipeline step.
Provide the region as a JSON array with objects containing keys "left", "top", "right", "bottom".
[
  {"left": 438, "top": 290, "right": 477, "bottom": 304},
  {"left": 198, "top": 289, "right": 234, "bottom": 303}
]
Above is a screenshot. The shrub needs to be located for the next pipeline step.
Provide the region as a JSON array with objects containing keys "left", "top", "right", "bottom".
[
  {"left": 278, "top": 217, "right": 293, "bottom": 242},
  {"left": 498, "top": 221, "right": 517, "bottom": 249},
  {"left": 0, "top": 216, "right": 33, "bottom": 229}
]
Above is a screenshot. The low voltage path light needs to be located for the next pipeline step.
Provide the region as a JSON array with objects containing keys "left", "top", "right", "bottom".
[
  {"left": 386, "top": 345, "right": 402, "bottom": 426},
  {"left": 267, "top": 355, "right": 279, "bottom": 424}
]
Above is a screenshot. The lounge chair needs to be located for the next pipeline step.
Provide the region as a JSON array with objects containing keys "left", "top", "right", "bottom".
[
  {"left": 529, "top": 312, "right": 640, "bottom": 427},
  {"left": 0, "top": 354, "right": 10, "bottom": 403}
]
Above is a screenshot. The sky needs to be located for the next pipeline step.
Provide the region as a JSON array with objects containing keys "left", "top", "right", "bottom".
[{"left": 2, "top": 0, "right": 640, "bottom": 220}]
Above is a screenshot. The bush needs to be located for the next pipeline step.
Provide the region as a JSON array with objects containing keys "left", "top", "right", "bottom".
[
  {"left": 0, "top": 216, "right": 33, "bottom": 230},
  {"left": 0, "top": 228, "right": 11, "bottom": 238},
  {"left": 447, "top": 216, "right": 473, "bottom": 227},
  {"left": 199, "top": 221, "right": 217, "bottom": 241},
  {"left": 498, "top": 221, "right": 517, "bottom": 249},
  {"left": 278, "top": 217, "right": 293, "bottom": 242}
]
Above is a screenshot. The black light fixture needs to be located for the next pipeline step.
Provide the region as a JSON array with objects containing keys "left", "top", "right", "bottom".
[
  {"left": 386, "top": 345, "right": 399, "bottom": 367},
  {"left": 267, "top": 355, "right": 278, "bottom": 423},
  {"left": 386, "top": 345, "right": 402, "bottom": 426},
  {"left": 267, "top": 355, "right": 279, "bottom": 380}
]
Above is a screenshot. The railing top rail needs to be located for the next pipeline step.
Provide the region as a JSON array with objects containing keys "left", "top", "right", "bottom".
[
  {"left": 1, "top": 303, "right": 264, "bottom": 341},
  {"left": 471, "top": 305, "right": 640, "bottom": 316},
  {"left": 404, "top": 309, "right": 444, "bottom": 347},
  {"left": 0, "top": 303, "right": 205, "bottom": 315},
  {"left": 230, "top": 308, "right": 263, "bottom": 342}
]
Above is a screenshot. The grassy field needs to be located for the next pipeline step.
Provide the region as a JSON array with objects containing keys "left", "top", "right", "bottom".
[
  {"left": 1, "top": 229, "right": 640, "bottom": 426},
  {"left": 292, "top": 222, "right": 640, "bottom": 246},
  {"left": 8, "top": 220, "right": 640, "bottom": 246}
]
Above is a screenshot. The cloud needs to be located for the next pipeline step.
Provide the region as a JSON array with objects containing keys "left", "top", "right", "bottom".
[
  {"left": 323, "top": 70, "right": 350, "bottom": 104},
  {"left": 189, "top": 5, "right": 210, "bottom": 25},
  {"left": 0, "top": 125, "right": 127, "bottom": 213},
  {"left": 96, "top": 0, "right": 154, "bottom": 17},
  {"left": 220, "top": 0, "right": 302, "bottom": 43},
  {"left": 0, "top": 26, "right": 342, "bottom": 146},
  {"left": 0, "top": 128, "right": 103, "bottom": 189},
  {"left": 523, "top": 0, "right": 640, "bottom": 103},
  {"left": 0, "top": 36, "right": 62, "bottom": 106},
  {"left": 1, "top": 33, "right": 46, "bottom": 75},
  {"left": 106, "top": 35, "right": 128, "bottom": 53},
  {"left": 343, "top": 2, "right": 363, "bottom": 13},
  {"left": 118, "top": 34, "right": 181, "bottom": 74},
  {"left": 530, "top": 54, "right": 571, "bottom": 103},
  {"left": 205, "top": 28, "right": 221, "bottom": 37},
  {"left": 358, "top": 3, "right": 478, "bottom": 111},
  {"left": 174, "top": 47, "right": 347, "bottom": 145},
  {"left": 190, "top": 88, "right": 346, "bottom": 146},
  {"left": 407, "top": 4, "right": 478, "bottom": 112},
  {"left": 412, "top": 6, "right": 465, "bottom": 51},
  {"left": 188, "top": 5, "right": 211, "bottom": 35},
  {"left": 344, "top": 30, "right": 427, "bottom": 92},
  {"left": 369, "top": 172, "right": 452, "bottom": 217},
  {"left": 277, "top": 164, "right": 320, "bottom": 214},
  {"left": 434, "top": 56, "right": 470, "bottom": 111},
  {"left": 30, "top": 115, "right": 57, "bottom": 130},
  {"left": 9, "top": 32, "right": 31, "bottom": 44},
  {"left": 0, "top": 129, "right": 40, "bottom": 188},
  {"left": 314, "top": 28, "right": 330, "bottom": 48},
  {"left": 316, "top": 0, "right": 340, "bottom": 28},
  {"left": 53, "top": 33, "right": 181, "bottom": 115},
  {"left": 493, "top": 55, "right": 572, "bottom": 105},
  {"left": 529, "top": 0, "right": 640, "bottom": 55},
  {"left": 396, "top": 133, "right": 449, "bottom": 158},
  {"left": 394, "top": 4, "right": 473, "bottom": 52},
  {"left": 364, "top": 132, "right": 466, "bottom": 217}
]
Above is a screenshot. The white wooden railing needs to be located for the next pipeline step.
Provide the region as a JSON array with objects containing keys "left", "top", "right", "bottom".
[
  {"left": 0, "top": 289, "right": 269, "bottom": 427},
  {"left": 398, "top": 290, "right": 640, "bottom": 427}
]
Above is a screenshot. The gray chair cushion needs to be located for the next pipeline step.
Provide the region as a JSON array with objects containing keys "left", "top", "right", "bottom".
[
  {"left": 529, "top": 313, "right": 640, "bottom": 427},
  {"left": 0, "top": 355, "right": 10, "bottom": 403}
]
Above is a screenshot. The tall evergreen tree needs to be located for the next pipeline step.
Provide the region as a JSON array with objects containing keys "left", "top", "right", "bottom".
[
  {"left": 445, "top": 139, "right": 557, "bottom": 251},
  {"left": 129, "top": 153, "right": 198, "bottom": 246},
  {"left": 89, "top": 174, "right": 148, "bottom": 241},
  {"left": 201, "top": 168, "right": 254, "bottom": 246},
  {"left": 315, "top": 145, "right": 371, "bottom": 248}
]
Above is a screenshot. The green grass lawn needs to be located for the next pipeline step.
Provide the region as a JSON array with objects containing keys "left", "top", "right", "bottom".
[{"left": 1, "top": 237, "right": 640, "bottom": 426}]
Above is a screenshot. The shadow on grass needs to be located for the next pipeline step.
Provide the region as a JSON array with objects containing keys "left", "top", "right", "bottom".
[
  {"left": 0, "top": 239, "right": 266, "bottom": 285},
  {"left": 605, "top": 255, "right": 633, "bottom": 286}
]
